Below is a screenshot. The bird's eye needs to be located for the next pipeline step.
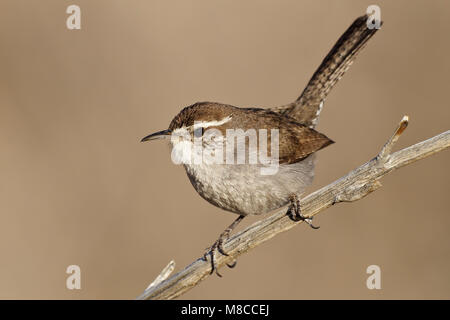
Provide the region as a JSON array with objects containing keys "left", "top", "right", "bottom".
[{"left": 193, "top": 127, "right": 204, "bottom": 137}]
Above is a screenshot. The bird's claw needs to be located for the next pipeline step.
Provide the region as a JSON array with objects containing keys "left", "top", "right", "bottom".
[
  {"left": 287, "top": 194, "right": 320, "bottom": 229},
  {"left": 202, "top": 236, "right": 237, "bottom": 277}
]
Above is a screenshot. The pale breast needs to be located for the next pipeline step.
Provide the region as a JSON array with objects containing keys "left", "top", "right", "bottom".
[{"left": 183, "top": 155, "right": 316, "bottom": 216}]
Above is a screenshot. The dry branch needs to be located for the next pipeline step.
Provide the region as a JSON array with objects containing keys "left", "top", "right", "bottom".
[
  {"left": 137, "top": 116, "right": 449, "bottom": 300},
  {"left": 145, "top": 260, "right": 175, "bottom": 290}
]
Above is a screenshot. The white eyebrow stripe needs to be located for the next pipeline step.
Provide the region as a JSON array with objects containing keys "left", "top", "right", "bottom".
[{"left": 192, "top": 115, "right": 232, "bottom": 130}]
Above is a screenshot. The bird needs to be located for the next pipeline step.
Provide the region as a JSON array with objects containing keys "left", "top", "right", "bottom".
[{"left": 141, "top": 14, "right": 381, "bottom": 275}]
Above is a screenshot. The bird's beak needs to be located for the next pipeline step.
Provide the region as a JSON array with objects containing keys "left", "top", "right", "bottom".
[{"left": 140, "top": 129, "right": 171, "bottom": 142}]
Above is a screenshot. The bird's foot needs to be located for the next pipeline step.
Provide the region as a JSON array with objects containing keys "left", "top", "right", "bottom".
[
  {"left": 202, "top": 215, "right": 245, "bottom": 277},
  {"left": 287, "top": 194, "right": 320, "bottom": 229},
  {"left": 202, "top": 234, "right": 235, "bottom": 277}
]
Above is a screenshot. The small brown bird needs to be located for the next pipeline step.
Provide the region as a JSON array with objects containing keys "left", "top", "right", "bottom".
[{"left": 141, "top": 14, "right": 381, "bottom": 275}]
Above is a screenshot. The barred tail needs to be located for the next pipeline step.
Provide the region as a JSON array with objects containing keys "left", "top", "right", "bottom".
[{"left": 271, "top": 14, "right": 382, "bottom": 128}]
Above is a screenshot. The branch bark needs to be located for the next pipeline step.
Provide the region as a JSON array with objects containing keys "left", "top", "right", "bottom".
[{"left": 137, "top": 116, "right": 449, "bottom": 300}]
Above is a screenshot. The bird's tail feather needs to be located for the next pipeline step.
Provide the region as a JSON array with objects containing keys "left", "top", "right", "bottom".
[{"left": 270, "top": 14, "right": 382, "bottom": 128}]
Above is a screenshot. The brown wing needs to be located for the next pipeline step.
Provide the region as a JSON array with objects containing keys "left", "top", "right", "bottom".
[
  {"left": 269, "top": 14, "right": 382, "bottom": 128},
  {"left": 221, "top": 108, "right": 334, "bottom": 165},
  {"left": 277, "top": 122, "right": 334, "bottom": 164}
]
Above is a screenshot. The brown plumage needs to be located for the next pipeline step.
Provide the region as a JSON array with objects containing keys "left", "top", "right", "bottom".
[
  {"left": 169, "top": 102, "right": 334, "bottom": 165},
  {"left": 270, "top": 14, "right": 381, "bottom": 128}
]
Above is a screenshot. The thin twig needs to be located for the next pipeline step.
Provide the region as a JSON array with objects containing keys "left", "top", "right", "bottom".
[
  {"left": 145, "top": 260, "right": 175, "bottom": 291},
  {"left": 378, "top": 115, "right": 409, "bottom": 160},
  {"left": 137, "top": 116, "right": 449, "bottom": 300}
]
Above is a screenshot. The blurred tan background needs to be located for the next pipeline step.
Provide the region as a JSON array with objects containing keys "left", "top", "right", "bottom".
[{"left": 0, "top": 0, "right": 449, "bottom": 299}]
